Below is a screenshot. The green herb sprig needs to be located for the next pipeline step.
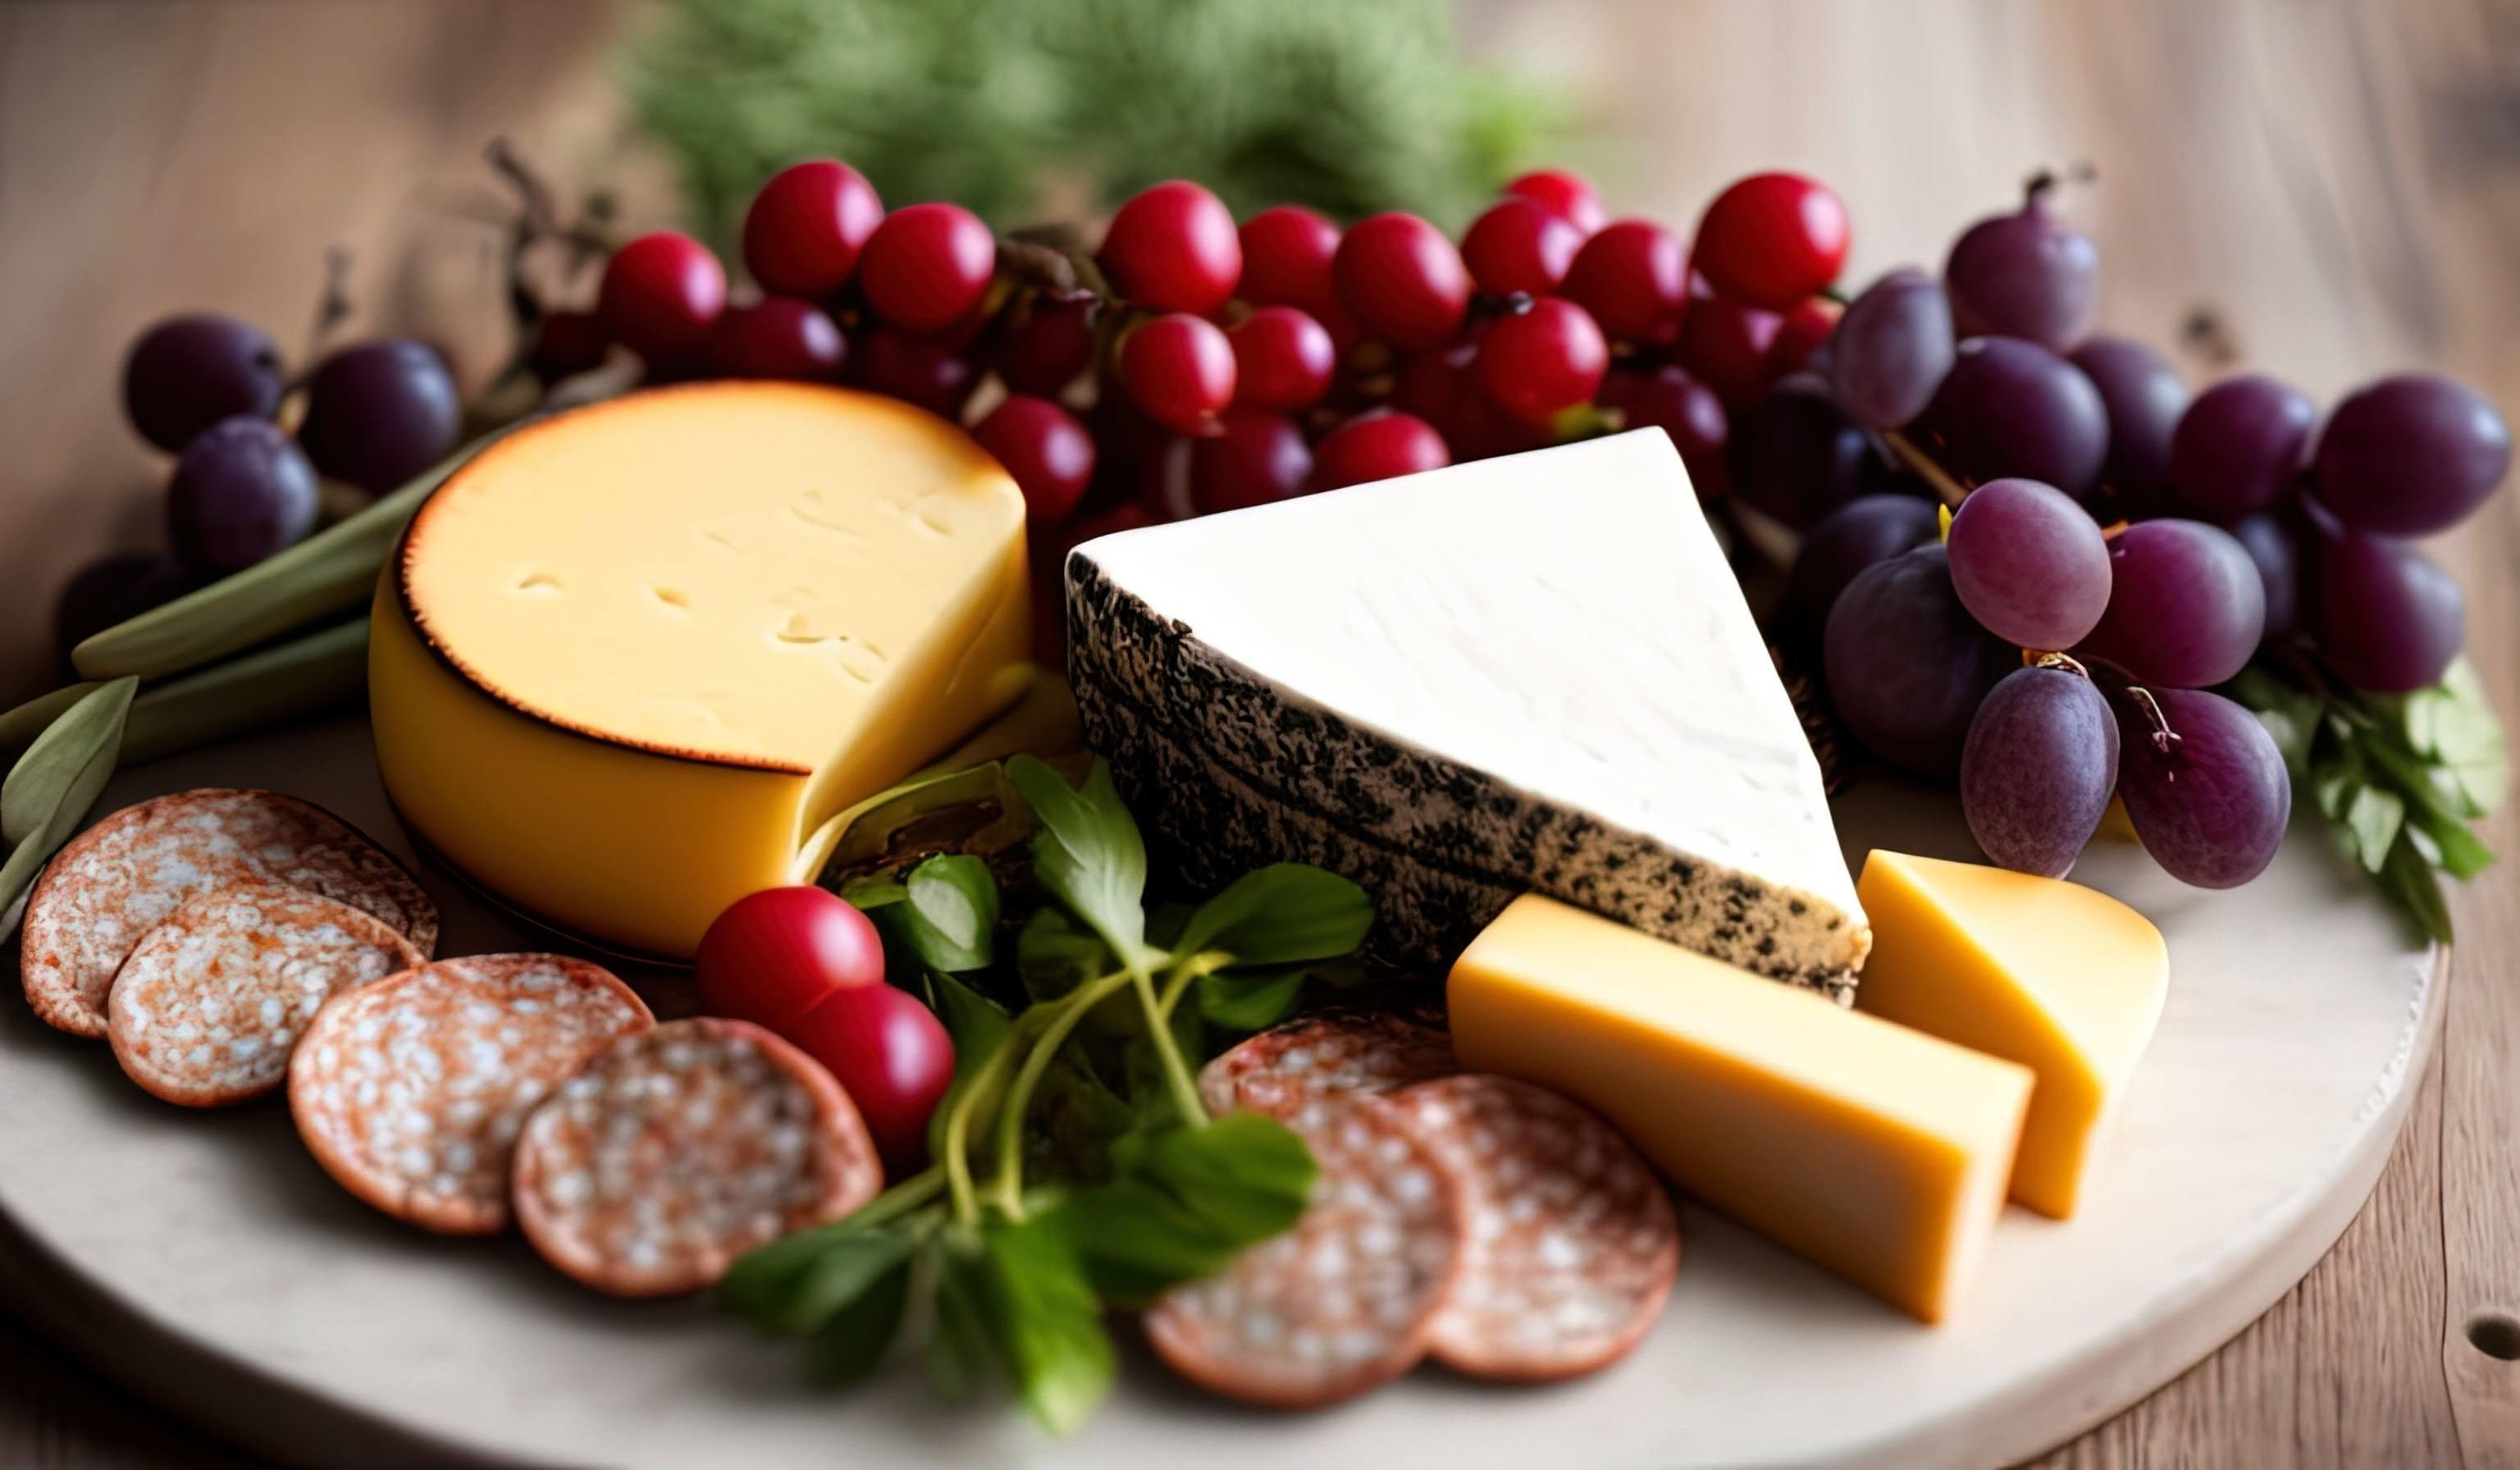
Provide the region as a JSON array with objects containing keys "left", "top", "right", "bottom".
[{"left": 719, "top": 756, "right": 1370, "bottom": 1433}]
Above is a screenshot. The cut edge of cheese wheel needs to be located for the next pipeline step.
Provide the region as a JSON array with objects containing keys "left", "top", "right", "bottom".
[
  {"left": 1395, "top": 1074, "right": 1679, "bottom": 1381},
  {"left": 370, "top": 382, "right": 1035, "bottom": 961},
  {"left": 107, "top": 879, "right": 424, "bottom": 1108},
  {"left": 513, "top": 1016, "right": 882, "bottom": 1299},
  {"left": 1144, "top": 1096, "right": 1467, "bottom": 1408},
  {"left": 287, "top": 953, "right": 654, "bottom": 1235},
  {"left": 1853, "top": 851, "right": 2170, "bottom": 1221}
]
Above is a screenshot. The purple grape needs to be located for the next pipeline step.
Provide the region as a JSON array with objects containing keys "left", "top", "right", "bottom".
[
  {"left": 122, "top": 314, "right": 285, "bottom": 453},
  {"left": 2116, "top": 687, "right": 2290, "bottom": 888},
  {"left": 1828, "top": 267, "right": 1955, "bottom": 429},
  {"left": 1945, "top": 477, "right": 2111, "bottom": 649},
  {"left": 2229, "top": 509, "right": 2300, "bottom": 641},
  {"left": 2308, "top": 528, "right": 2463, "bottom": 692},
  {"left": 297, "top": 339, "right": 462, "bottom": 495},
  {"left": 53, "top": 552, "right": 193, "bottom": 666},
  {"left": 1781, "top": 494, "right": 1942, "bottom": 653},
  {"left": 1961, "top": 664, "right": 2119, "bottom": 877},
  {"left": 1823, "top": 544, "right": 2019, "bottom": 779},
  {"left": 1924, "top": 336, "right": 2109, "bottom": 497},
  {"left": 1942, "top": 180, "right": 2101, "bottom": 353},
  {"left": 2312, "top": 372, "right": 2512, "bottom": 536},
  {"left": 2167, "top": 374, "right": 2316, "bottom": 522},
  {"left": 2075, "top": 518, "right": 2265, "bottom": 687},
  {"left": 1726, "top": 377, "right": 1875, "bottom": 529},
  {"left": 165, "top": 417, "right": 319, "bottom": 575},
  {"left": 2070, "top": 335, "right": 2188, "bottom": 509}
]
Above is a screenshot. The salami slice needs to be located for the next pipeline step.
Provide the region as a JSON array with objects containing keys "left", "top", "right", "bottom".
[
  {"left": 107, "top": 880, "right": 423, "bottom": 1107},
  {"left": 512, "top": 1018, "right": 882, "bottom": 1298},
  {"left": 1144, "top": 1097, "right": 1467, "bottom": 1408},
  {"left": 288, "top": 954, "right": 651, "bottom": 1235},
  {"left": 22, "top": 788, "right": 437, "bottom": 1039},
  {"left": 1395, "top": 1075, "right": 1679, "bottom": 1381},
  {"left": 1196, "top": 1011, "right": 1457, "bottom": 1131}
]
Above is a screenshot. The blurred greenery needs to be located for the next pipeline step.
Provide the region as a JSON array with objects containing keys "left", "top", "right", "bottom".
[{"left": 622, "top": 0, "right": 1567, "bottom": 248}]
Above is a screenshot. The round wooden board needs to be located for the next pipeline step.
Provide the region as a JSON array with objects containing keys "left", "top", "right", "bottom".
[{"left": 0, "top": 715, "right": 2441, "bottom": 1470}]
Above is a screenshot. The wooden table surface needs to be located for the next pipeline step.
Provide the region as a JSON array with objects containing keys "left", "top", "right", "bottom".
[{"left": 0, "top": 2, "right": 2512, "bottom": 1465}]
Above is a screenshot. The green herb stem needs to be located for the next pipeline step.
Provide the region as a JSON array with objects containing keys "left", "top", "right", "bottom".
[
  {"left": 1130, "top": 961, "right": 1208, "bottom": 1130},
  {"left": 1153, "top": 951, "right": 1229, "bottom": 1024},
  {"left": 940, "top": 1042, "right": 1018, "bottom": 1228},
  {"left": 989, "top": 968, "right": 1137, "bottom": 1216},
  {"left": 850, "top": 1164, "right": 947, "bottom": 1231}
]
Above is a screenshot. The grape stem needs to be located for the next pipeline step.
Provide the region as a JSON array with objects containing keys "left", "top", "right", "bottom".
[
  {"left": 2125, "top": 685, "right": 2184, "bottom": 753},
  {"left": 1880, "top": 429, "right": 1972, "bottom": 508},
  {"left": 2032, "top": 651, "right": 2092, "bottom": 679}
]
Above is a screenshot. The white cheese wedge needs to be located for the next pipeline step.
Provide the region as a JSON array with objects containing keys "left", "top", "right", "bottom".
[{"left": 1066, "top": 430, "right": 1869, "bottom": 998}]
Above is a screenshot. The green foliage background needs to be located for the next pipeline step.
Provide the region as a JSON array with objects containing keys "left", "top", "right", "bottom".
[{"left": 622, "top": 0, "right": 1564, "bottom": 248}]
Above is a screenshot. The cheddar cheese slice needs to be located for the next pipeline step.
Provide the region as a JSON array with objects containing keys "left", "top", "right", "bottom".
[
  {"left": 370, "top": 383, "right": 1031, "bottom": 957},
  {"left": 1854, "top": 851, "right": 2168, "bottom": 1220},
  {"left": 1448, "top": 894, "right": 2032, "bottom": 1324}
]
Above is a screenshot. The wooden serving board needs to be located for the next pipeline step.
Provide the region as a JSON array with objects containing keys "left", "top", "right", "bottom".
[{"left": 0, "top": 715, "right": 2441, "bottom": 1470}]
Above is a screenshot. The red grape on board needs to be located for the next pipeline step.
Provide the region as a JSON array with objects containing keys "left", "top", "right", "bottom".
[
  {"left": 1460, "top": 197, "right": 1583, "bottom": 298},
  {"left": 54, "top": 552, "right": 193, "bottom": 668},
  {"left": 2075, "top": 518, "right": 2266, "bottom": 687},
  {"left": 1767, "top": 296, "right": 1842, "bottom": 385},
  {"left": 1559, "top": 220, "right": 1687, "bottom": 343},
  {"left": 297, "top": 339, "right": 462, "bottom": 495},
  {"left": 1314, "top": 409, "right": 1449, "bottom": 490},
  {"left": 976, "top": 395, "right": 1098, "bottom": 527},
  {"left": 783, "top": 982, "right": 954, "bottom": 1173},
  {"left": 2167, "top": 374, "right": 2317, "bottom": 522},
  {"left": 741, "top": 159, "right": 884, "bottom": 298},
  {"left": 1823, "top": 543, "right": 2018, "bottom": 778},
  {"left": 852, "top": 326, "right": 976, "bottom": 419},
  {"left": 1600, "top": 364, "right": 1728, "bottom": 497},
  {"left": 1333, "top": 213, "right": 1471, "bottom": 352},
  {"left": 1693, "top": 173, "right": 1851, "bottom": 311},
  {"left": 2070, "top": 335, "right": 2189, "bottom": 510},
  {"left": 2312, "top": 372, "right": 2513, "bottom": 536},
  {"left": 2229, "top": 509, "right": 2302, "bottom": 642},
  {"left": 709, "top": 299, "right": 847, "bottom": 381},
  {"left": 993, "top": 293, "right": 1099, "bottom": 396},
  {"left": 122, "top": 314, "right": 285, "bottom": 452},
  {"left": 1829, "top": 267, "right": 1955, "bottom": 430},
  {"left": 1477, "top": 297, "right": 1608, "bottom": 426},
  {"left": 527, "top": 310, "right": 611, "bottom": 386},
  {"left": 1228, "top": 306, "right": 1336, "bottom": 410},
  {"left": 1120, "top": 313, "right": 1236, "bottom": 436},
  {"left": 1962, "top": 664, "right": 2119, "bottom": 878},
  {"left": 598, "top": 231, "right": 728, "bottom": 362},
  {"left": 1236, "top": 205, "right": 1342, "bottom": 316},
  {"left": 1782, "top": 494, "right": 1942, "bottom": 653},
  {"left": 1727, "top": 380, "right": 1875, "bottom": 529},
  {"left": 1503, "top": 169, "right": 1607, "bottom": 235},
  {"left": 165, "top": 417, "right": 320, "bottom": 576},
  {"left": 2116, "top": 687, "right": 2291, "bottom": 889},
  {"left": 1927, "top": 336, "right": 2109, "bottom": 497},
  {"left": 859, "top": 202, "right": 997, "bottom": 331},
  {"left": 1945, "top": 477, "right": 2112, "bottom": 650},
  {"left": 2308, "top": 527, "right": 2464, "bottom": 693},
  {"left": 1099, "top": 180, "right": 1241, "bottom": 316},
  {"left": 1944, "top": 178, "right": 2100, "bottom": 353},
  {"left": 1674, "top": 293, "right": 1783, "bottom": 407},
  {"left": 1192, "top": 408, "right": 1313, "bottom": 514},
  {"left": 695, "top": 887, "right": 884, "bottom": 1034}
]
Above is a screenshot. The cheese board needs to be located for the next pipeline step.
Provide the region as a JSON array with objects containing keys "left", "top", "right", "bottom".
[{"left": 0, "top": 710, "right": 2439, "bottom": 1470}]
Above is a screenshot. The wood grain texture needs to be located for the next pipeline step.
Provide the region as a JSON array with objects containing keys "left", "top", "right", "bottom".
[{"left": 0, "top": 0, "right": 2513, "bottom": 1466}]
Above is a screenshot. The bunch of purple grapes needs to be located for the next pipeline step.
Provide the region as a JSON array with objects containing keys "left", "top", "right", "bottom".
[
  {"left": 55, "top": 316, "right": 461, "bottom": 666},
  {"left": 1781, "top": 175, "right": 2510, "bottom": 889}
]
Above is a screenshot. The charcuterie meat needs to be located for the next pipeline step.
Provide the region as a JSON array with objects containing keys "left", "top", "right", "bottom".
[{"left": 1196, "top": 1011, "right": 1456, "bottom": 1130}]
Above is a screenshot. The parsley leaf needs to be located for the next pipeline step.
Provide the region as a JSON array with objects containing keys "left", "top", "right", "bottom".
[
  {"left": 924, "top": 971, "right": 1013, "bottom": 1157},
  {"left": 718, "top": 1221, "right": 913, "bottom": 1336},
  {"left": 977, "top": 1215, "right": 1114, "bottom": 1436},
  {"left": 905, "top": 855, "right": 1000, "bottom": 971},
  {"left": 1007, "top": 756, "right": 1150, "bottom": 970},
  {"left": 802, "top": 1251, "right": 913, "bottom": 1386},
  {"left": 1050, "top": 1113, "right": 1315, "bottom": 1306},
  {"left": 1195, "top": 967, "right": 1308, "bottom": 1031},
  {"left": 1172, "top": 863, "right": 1372, "bottom": 967}
]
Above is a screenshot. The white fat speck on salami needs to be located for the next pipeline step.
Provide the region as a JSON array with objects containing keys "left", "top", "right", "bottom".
[
  {"left": 1196, "top": 1011, "right": 1457, "bottom": 1133},
  {"left": 512, "top": 1017, "right": 880, "bottom": 1298},
  {"left": 1144, "top": 1096, "right": 1467, "bottom": 1408},
  {"left": 107, "top": 880, "right": 422, "bottom": 1108},
  {"left": 21, "top": 788, "right": 437, "bottom": 1039},
  {"left": 287, "top": 953, "right": 651, "bottom": 1235},
  {"left": 1397, "top": 1074, "right": 1678, "bottom": 1382}
]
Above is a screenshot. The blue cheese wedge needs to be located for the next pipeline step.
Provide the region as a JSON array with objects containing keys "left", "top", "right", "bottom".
[{"left": 1066, "top": 430, "right": 1869, "bottom": 1001}]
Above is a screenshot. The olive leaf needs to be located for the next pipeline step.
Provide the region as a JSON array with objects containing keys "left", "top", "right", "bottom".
[{"left": 0, "top": 678, "right": 137, "bottom": 937}]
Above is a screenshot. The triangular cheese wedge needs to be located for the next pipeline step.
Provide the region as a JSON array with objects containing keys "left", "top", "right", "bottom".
[
  {"left": 1066, "top": 430, "right": 1868, "bottom": 998},
  {"left": 1854, "top": 851, "right": 2170, "bottom": 1218}
]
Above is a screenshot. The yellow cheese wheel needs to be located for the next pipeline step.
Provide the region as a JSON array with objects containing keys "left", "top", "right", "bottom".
[{"left": 371, "top": 383, "right": 1032, "bottom": 957}]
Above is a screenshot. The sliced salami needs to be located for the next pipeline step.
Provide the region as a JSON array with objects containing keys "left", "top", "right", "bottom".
[
  {"left": 288, "top": 954, "right": 651, "bottom": 1235},
  {"left": 22, "top": 788, "right": 437, "bottom": 1039},
  {"left": 107, "top": 880, "right": 423, "bottom": 1107},
  {"left": 1395, "top": 1075, "right": 1679, "bottom": 1381},
  {"left": 1144, "top": 1097, "right": 1467, "bottom": 1408},
  {"left": 511, "top": 1018, "right": 882, "bottom": 1298},
  {"left": 1196, "top": 1011, "right": 1457, "bottom": 1131}
]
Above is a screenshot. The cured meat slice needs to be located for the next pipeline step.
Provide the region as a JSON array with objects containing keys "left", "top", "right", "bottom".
[
  {"left": 1396, "top": 1074, "right": 1679, "bottom": 1381},
  {"left": 1145, "top": 1097, "right": 1466, "bottom": 1408},
  {"left": 1196, "top": 1011, "right": 1456, "bottom": 1130},
  {"left": 288, "top": 954, "right": 651, "bottom": 1235},
  {"left": 107, "top": 880, "right": 422, "bottom": 1107},
  {"left": 512, "top": 1018, "right": 881, "bottom": 1298},
  {"left": 22, "top": 788, "right": 437, "bottom": 1039}
]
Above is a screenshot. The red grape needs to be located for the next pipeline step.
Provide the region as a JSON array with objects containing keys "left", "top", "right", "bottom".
[
  {"left": 975, "top": 394, "right": 1097, "bottom": 527},
  {"left": 1675, "top": 294, "right": 1783, "bottom": 407},
  {"left": 122, "top": 314, "right": 284, "bottom": 452},
  {"left": 1236, "top": 205, "right": 1341, "bottom": 314},
  {"left": 1927, "top": 336, "right": 2109, "bottom": 497},
  {"left": 2076, "top": 518, "right": 2266, "bottom": 687},
  {"left": 859, "top": 202, "right": 996, "bottom": 331},
  {"left": 1559, "top": 221, "right": 1688, "bottom": 343},
  {"left": 2116, "top": 687, "right": 2290, "bottom": 888},
  {"left": 2070, "top": 336, "right": 2189, "bottom": 510},
  {"left": 1767, "top": 296, "right": 1842, "bottom": 383},
  {"left": 1783, "top": 494, "right": 1941, "bottom": 652},
  {"left": 1962, "top": 665, "right": 2118, "bottom": 878},
  {"left": 708, "top": 298, "right": 847, "bottom": 381},
  {"left": 992, "top": 292, "right": 1099, "bottom": 396},
  {"left": 165, "top": 417, "right": 319, "bottom": 575},
  {"left": 2308, "top": 527, "right": 2463, "bottom": 692},
  {"left": 1600, "top": 364, "right": 1728, "bottom": 495},
  {"left": 54, "top": 553, "right": 192, "bottom": 667},
  {"left": 1693, "top": 173, "right": 1851, "bottom": 311},
  {"left": 527, "top": 310, "right": 610, "bottom": 385},
  {"left": 1392, "top": 339, "right": 1481, "bottom": 427},
  {"left": 1824, "top": 544, "right": 2018, "bottom": 778},
  {"left": 1503, "top": 169, "right": 1607, "bottom": 235},
  {"left": 695, "top": 886, "right": 884, "bottom": 1033},
  {"left": 1945, "top": 180, "right": 2100, "bottom": 353},
  {"left": 1945, "top": 477, "right": 2111, "bottom": 649},
  {"left": 2312, "top": 372, "right": 2512, "bottom": 536},
  {"left": 598, "top": 231, "right": 728, "bottom": 362},
  {"left": 2167, "top": 374, "right": 2316, "bottom": 522},
  {"left": 1228, "top": 306, "right": 1335, "bottom": 410},
  {"left": 1460, "top": 197, "right": 1582, "bottom": 298},
  {"left": 741, "top": 159, "right": 884, "bottom": 298},
  {"left": 1119, "top": 313, "right": 1236, "bottom": 435},
  {"left": 1829, "top": 267, "right": 1955, "bottom": 429},
  {"left": 1477, "top": 297, "right": 1607, "bottom": 426},
  {"left": 2230, "top": 509, "right": 2302, "bottom": 642},
  {"left": 1728, "top": 380, "right": 1874, "bottom": 529},
  {"left": 1099, "top": 180, "right": 1240, "bottom": 315},
  {"left": 297, "top": 339, "right": 462, "bottom": 495},
  {"left": 1314, "top": 409, "right": 1449, "bottom": 489},
  {"left": 1192, "top": 407, "right": 1313, "bottom": 514},
  {"left": 783, "top": 982, "right": 954, "bottom": 1172},
  {"left": 1332, "top": 212, "right": 1471, "bottom": 352},
  {"left": 852, "top": 326, "right": 976, "bottom": 418}
]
